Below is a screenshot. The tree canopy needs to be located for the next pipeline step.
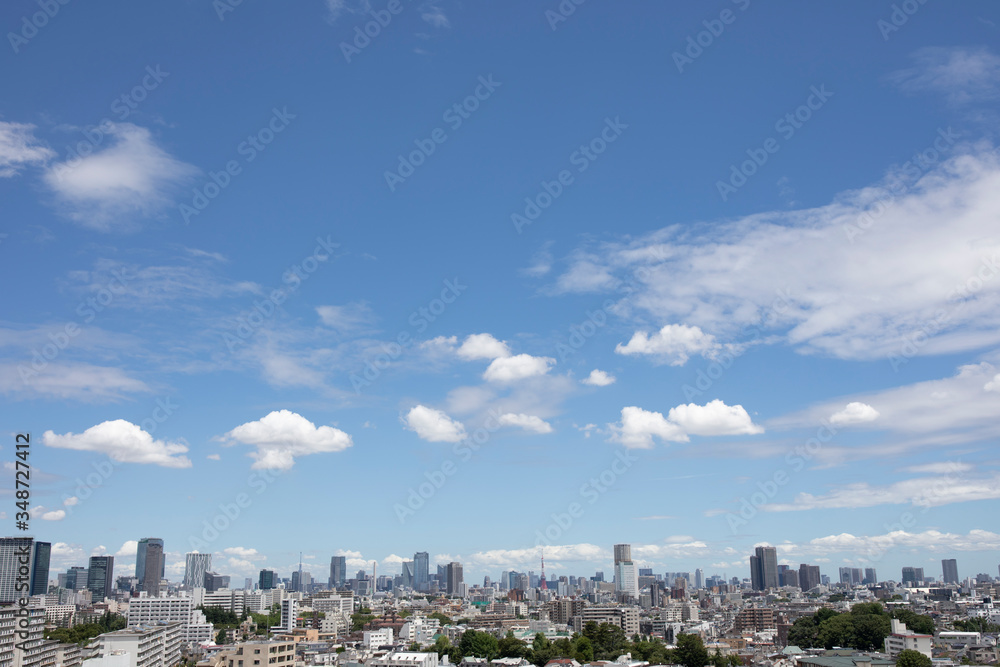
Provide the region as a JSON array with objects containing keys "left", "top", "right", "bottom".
[{"left": 787, "top": 603, "right": 935, "bottom": 651}]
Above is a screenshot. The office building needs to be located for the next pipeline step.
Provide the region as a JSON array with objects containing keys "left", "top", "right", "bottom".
[
  {"left": 88, "top": 556, "right": 115, "bottom": 602},
  {"left": 65, "top": 566, "right": 88, "bottom": 590},
  {"left": 136, "top": 538, "right": 165, "bottom": 595},
  {"left": 0, "top": 537, "right": 35, "bottom": 603},
  {"left": 942, "top": 559, "right": 959, "bottom": 584},
  {"left": 204, "top": 572, "right": 230, "bottom": 592},
  {"left": 901, "top": 566, "right": 924, "bottom": 586},
  {"left": 864, "top": 568, "right": 877, "bottom": 585},
  {"left": 613, "top": 543, "right": 638, "bottom": 597},
  {"left": 749, "top": 546, "right": 778, "bottom": 591},
  {"left": 401, "top": 561, "right": 414, "bottom": 588},
  {"left": 329, "top": 556, "right": 347, "bottom": 589},
  {"left": 183, "top": 553, "right": 212, "bottom": 589},
  {"left": 258, "top": 569, "right": 277, "bottom": 590},
  {"left": 30, "top": 541, "right": 50, "bottom": 596},
  {"left": 798, "top": 564, "right": 821, "bottom": 592},
  {"left": 694, "top": 568, "right": 704, "bottom": 589},
  {"left": 414, "top": 552, "right": 429, "bottom": 591},
  {"left": 445, "top": 562, "right": 463, "bottom": 595}
]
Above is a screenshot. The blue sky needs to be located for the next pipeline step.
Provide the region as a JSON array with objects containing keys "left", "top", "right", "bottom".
[{"left": 2, "top": 0, "right": 1000, "bottom": 586}]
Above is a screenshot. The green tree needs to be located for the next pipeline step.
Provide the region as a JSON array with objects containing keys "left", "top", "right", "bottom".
[
  {"left": 891, "top": 610, "right": 935, "bottom": 635},
  {"left": 896, "top": 650, "right": 932, "bottom": 667},
  {"left": 818, "top": 613, "right": 856, "bottom": 649},
  {"left": 351, "top": 611, "right": 376, "bottom": 632},
  {"left": 215, "top": 629, "right": 227, "bottom": 645},
  {"left": 675, "top": 634, "right": 709, "bottom": 667},
  {"left": 460, "top": 630, "right": 500, "bottom": 660},
  {"left": 499, "top": 632, "right": 528, "bottom": 658},
  {"left": 573, "top": 636, "right": 594, "bottom": 664},
  {"left": 953, "top": 618, "right": 1000, "bottom": 634},
  {"left": 787, "top": 616, "right": 820, "bottom": 648},
  {"left": 429, "top": 612, "right": 453, "bottom": 625}
]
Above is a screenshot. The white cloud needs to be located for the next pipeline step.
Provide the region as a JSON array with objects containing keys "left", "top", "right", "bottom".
[
  {"left": 219, "top": 410, "right": 353, "bottom": 470},
  {"left": 63, "top": 497, "right": 79, "bottom": 507},
  {"left": 779, "top": 529, "right": 1000, "bottom": 559},
  {"left": 609, "top": 406, "right": 687, "bottom": 449},
  {"left": 0, "top": 121, "right": 54, "bottom": 177},
  {"left": 890, "top": 46, "right": 1000, "bottom": 105},
  {"left": 41, "top": 509, "right": 66, "bottom": 521},
  {"left": 554, "top": 148, "right": 1000, "bottom": 361},
  {"left": 316, "top": 302, "right": 375, "bottom": 333},
  {"left": 405, "top": 405, "right": 466, "bottom": 443},
  {"left": 581, "top": 369, "right": 616, "bottom": 386},
  {"left": 420, "top": 2, "right": 450, "bottom": 27},
  {"left": 206, "top": 454, "right": 221, "bottom": 461},
  {"left": 457, "top": 333, "right": 511, "bottom": 361},
  {"left": 616, "top": 324, "right": 720, "bottom": 366},
  {"left": 903, "top": 461, "right": 973, "bottom": 474},
  {"left": 764, "top": 472, "right": 1000, "bottom": 512},
  {"left": 985, "top": 373, "right": 1000, "bottom": 392},
  {"left": 43, "top": 420, "right": 192, "bottom": 468},
  {"left": 2, "top": 362, "right": 151, "bottom": 401},
  {"left": 116, "top": 541, "right": 138, "bottom": 557},
  {"left": 829, "top": 401, "right": 880, "bottom": 426},
  {"left": 43, "top": 123, "right": 198, "bottom": 231},
  {"left": 483, "top": 353, "right": 554, "bottom": 382},
  {"left": 610, "top": 400, "right": 763, "bottom": 448},
  {"left": 223, "top": 547, "right": 260, "bottom": 559},
  {"left": 497, "top": 413, "right": 553, "bottom": 434},
  {"left": 667, "top": 400, "right": 764, "bottom": 436}
]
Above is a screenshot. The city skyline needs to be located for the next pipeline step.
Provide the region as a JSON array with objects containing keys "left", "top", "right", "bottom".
[{"left": 3, "top": 1, "right": 1000, "bottom": 588}]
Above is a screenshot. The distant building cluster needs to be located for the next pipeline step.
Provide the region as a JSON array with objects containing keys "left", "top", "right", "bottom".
[{"left": 2, "top": 537, "right": 999, "bottom": 667}]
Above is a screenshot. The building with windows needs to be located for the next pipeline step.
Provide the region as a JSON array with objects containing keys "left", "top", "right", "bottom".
[
  {"left": 89, "top": 622, "right": 183, "bottom": 667},
  {"left": 87, "top": 557, "right": 114, "bottom": 603},
  {"left": 329, "top": 557, "right": 346, "bottom": 590},
  {"left": 613, "top": 544, "right": 637, "bottom": 597},
  {"left": 183, "top": 554, "right": 211, "bottom": 589},
  {"left": 884, "top": 620, "right": 932, "bottom": 659},
  {"left": 749, "top": 546, "right": 778, "bottom": 591},
  {"left": 222, "top": 642, "right": 294, "bottom": 667},
  {"left": 942, "top": 559, "right": 959, "bottom": 585},
  {"left": 136, "top": 539, "right": 164, "bottom": 596}
]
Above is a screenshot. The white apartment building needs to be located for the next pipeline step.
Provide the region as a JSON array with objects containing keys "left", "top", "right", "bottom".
[
  {"left": 221, "top": 641, "right": 294, "bottom": 667},
  {"left": 884, "top": 620, "right": 932, "bottom": 659},
  {"left": 400, "top": 618, "right": 440, "bottom": 647},
  {"left": 580, "top": 606, "right": 639, "bottom": 637},
  {"left": 363, "top": 629, "right": 393, "bottom": 648},
  {"left": 125, "top": 597, "right": 214, "bottom": 646},
  {"left": 87, "top": 623, "right": 183, "bottom": 667},
  {"left": 369, "top": 653, "right": 439, "bottom": 667}
]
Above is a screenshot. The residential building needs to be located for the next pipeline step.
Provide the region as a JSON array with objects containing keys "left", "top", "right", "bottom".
[
  {"left": 369, "top": 652, "right": 439, "bottom": 667},
  {"left": 884, "top": 619, "right": 932, "bottom": 659},
  {"left": 89, "top": 622, "right": 183, "bottom": 667},
  {"left": 580, "top": 606, "right": 639, "bottom": 636},
  {"left": 222, "top": 641, "right": 294, "bottom": 667}
]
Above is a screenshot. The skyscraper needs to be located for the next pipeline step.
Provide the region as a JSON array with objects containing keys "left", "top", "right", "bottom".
[
  {"left": 136, "top": 538, "right": 164, "bottom": 595},
  {"left": 901, "top": 566, "right": 924, "bottom": 586},
  {"left": 184, "top": 553, "right": 212, "bottom": 588},
  {"left": 30, "top": 541, "right": 50, "bottom": 596},
  {"left": 414, "top": 551, "right": 429, "bottom": 591},
  {"left": 330, "top": 556, "right": 347, "bottom": 589},
  {"left": 942, "top": 559, "right": 958, "bottom": 584},
  {"left": 613, "top": 543, "right": 638, "bottom": 597},
  {"left": 0, "top": 537, "right": 35, "bottom": 603},
  {"left": 87, "top": 556, "right": 114, "bottom": 601},
  {"left": 750, "top": 546, "right": 778, "bottom": 590},
  {"left": 798, "top": 563, "right": 821, "bottom": 591},
  {"left": 695, "top": 568, "right": 704, "bottom": 589},
  {"left": 259, "top": 569, "right": 277, "bottom": 590},
  {"left": 446, "top": 562, "right": 463, "bottom": 595},
  {"left": 65, "top": 566, "right": 87, "bottom": 590},
  {"left": 863, "top": 568, "right": 877, "bottom": 585},
  {"left": 401, "top": 561, "right": 414, "bottom": 588}
]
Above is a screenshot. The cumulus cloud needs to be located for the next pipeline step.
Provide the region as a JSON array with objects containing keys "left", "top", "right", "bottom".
[
  {"left": 116, "top": 541, "right": 138, "bottom": 557},
  {"left": 985, "top": 373, "right": 1000, "bottom": 392},
  {"left": 667, "top": 400, "right": 764, "bottom": 436},
  {"left": 0, "top": 121, "right": 54, "bottom": 177},
  {"left": 609, "top": 400, "right": 763, "bottom": 448},
  {"left": 457, "top": 333, "right": 511, "bottom": 361},
  {"left": 829, "top": 401, "right": 880, "bottom": 425},
  {"left": 778, "top": 529, "right": 1000, "bottom": 559},
  {"left": 223, "top": 547, "right": 260, "bottom": 559},
  {"left": 43, "top": 420, "right": 192, "bottom": 468},
  {"left": 43, "top": 123, "right": 198, "bottom": 231},
  {"left": 616, "top": 324, "right": 720, "bottom": 366},
  {"left": 483, "top": 353, "right": 554, "bottom": 382},
  {"left": 405, "top": 405, "right": 466, "bottom": 442},
  {"left": 497, "top": 413, "right": 553, "bottom": 434},
  {"left": 581, "top": 369, "right": 616, "bottom": 386},
  {"left": 218, "top": 410, "right": 353, "bottom": 470}
]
